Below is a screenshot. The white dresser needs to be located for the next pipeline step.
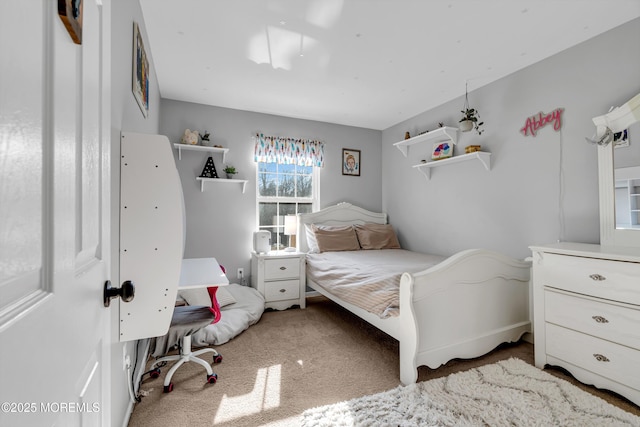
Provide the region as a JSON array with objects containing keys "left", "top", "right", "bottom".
[{"left": 530, "top": 242, "right": 640, "bottom": 406}]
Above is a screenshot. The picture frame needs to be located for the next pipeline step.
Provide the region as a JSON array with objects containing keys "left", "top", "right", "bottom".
[
  {"left": 57, "top": 0, "right": 83, "bottom": 44},
  {"left": 342, "top": 149, "right": 360, "bottom": 176},
  {"left": 613, "top": 129, "right": 629, "bottom": 148},
  {"left": 431, "top": 141, "right": 453, "bottom": 161},
  {"left": 132, "top": 22, "right": 149, "bottom": 118}
]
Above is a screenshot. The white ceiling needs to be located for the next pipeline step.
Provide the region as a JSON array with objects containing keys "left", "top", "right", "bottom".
[{"left": 139, "top": 1, "right": 640, "bottom": 130}]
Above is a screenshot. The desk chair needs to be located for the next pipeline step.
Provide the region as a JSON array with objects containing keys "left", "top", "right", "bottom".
[{"left": 149, "top": 304, "right": 223, "bottom": 393}]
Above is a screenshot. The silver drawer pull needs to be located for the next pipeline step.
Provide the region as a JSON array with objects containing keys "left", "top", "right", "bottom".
[
  {"left": 279, "top": 266, "right": 287, "bottom": 270},
  {"left": 593, "top": 353, "right": 610, "bottom": 362},
  {"left": 279, "top": 289, "right": 286, "bottom": 293},
  {"left": 589, "top": 274, "right": 606, "bottom": 281},
  {"left": 592, "top": 315, "right": 609, "bottom": 324}
]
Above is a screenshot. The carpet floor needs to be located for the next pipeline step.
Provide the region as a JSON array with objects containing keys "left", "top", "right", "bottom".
[{"left": 127, "top": 296, "right": 640, "bottom": 427}]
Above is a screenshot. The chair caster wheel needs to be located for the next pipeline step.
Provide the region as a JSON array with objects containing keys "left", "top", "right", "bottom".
[
  {"left": 150, "top": 368, "right": 161, "bottom": 379},
  {"left": 207, "top": 373, "right": 218, "bottom": 384},
  {"left": 163, "top": 383, "right": 174, "bottom": 393},
  {"left": 213, "top": 354, "right": 223, "bottom": 364}
]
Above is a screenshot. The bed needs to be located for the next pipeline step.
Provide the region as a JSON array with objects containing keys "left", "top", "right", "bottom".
[{"left": 297, "top": 202, "right": 531, "bottom": 385}]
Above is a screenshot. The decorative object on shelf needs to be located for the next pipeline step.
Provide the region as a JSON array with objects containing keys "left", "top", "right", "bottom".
[
  {"left": 199, "top": 131, "right": 213, "bottom": 146},
  {"left": 132, "top": 22, "right": 149, "bottom": 118},
  {"left": 342, "top": 148, "right": 361, "bottom": 176},
  {"left": 223, "top": 165, "right": 237, "bottom": 179},
  {"left": 181, "top": 129, "right": 199, "bottom": 145},
  {"left": 405, "top": 132, "right": 411, "bottom": 140},
  {"left": 58, "top": 0, "right": 83, "bottom": 44},
  {"left": 465, "top": 145, "right": 481, "bottom": 154},
  {"left": 200, "top": 157, "right": 219, "bottom": 178},
  {"left": 586, "top": 92, "right": 640, "bottom": 146},
  {"left": 459, "top": 83, "right": 484, "bottom": 135},
  {"left": 520, "top": 107, "right": 563, "bottom": 137},
  {"left": 431, "top": 142, "right": 453, "bottom": 161},
  {"left": 613, "top": 129, "right": 629, "bottom": 148}
]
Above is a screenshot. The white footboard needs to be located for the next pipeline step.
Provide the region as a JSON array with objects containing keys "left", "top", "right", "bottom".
[{"left": 398, "top": 248, "right": 531, "bottom": 384}]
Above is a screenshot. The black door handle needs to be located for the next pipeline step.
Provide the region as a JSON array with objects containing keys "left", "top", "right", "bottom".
[{"left": 104, "top": 280, "right": 135, "bottom": 307}]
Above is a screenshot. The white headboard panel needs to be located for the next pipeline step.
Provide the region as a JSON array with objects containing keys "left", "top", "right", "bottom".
[{"left": 297, "top": 202, "right": 387, "bottom": 252}]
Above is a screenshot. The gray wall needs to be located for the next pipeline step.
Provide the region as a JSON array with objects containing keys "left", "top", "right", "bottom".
[
  {"left": 110, "top": 1, "right": 162, "bottom": 425},
  {"left": 158, "top": 101, "right": 382, "bottom": 282},
  {"left": 382, "top": 18, "right": 640, "bottom": 260}
]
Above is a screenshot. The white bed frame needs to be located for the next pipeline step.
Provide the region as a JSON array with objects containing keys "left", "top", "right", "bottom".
[{"left": 297, "top": 202, "right": 531, "bottom": 385}]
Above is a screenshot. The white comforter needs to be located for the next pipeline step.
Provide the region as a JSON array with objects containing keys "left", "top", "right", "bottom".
[{"left": 306, "top": 249, "right": 445, "bottom": 318}]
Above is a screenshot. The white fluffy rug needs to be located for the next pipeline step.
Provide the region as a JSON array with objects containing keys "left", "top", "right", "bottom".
[{"left": 302, "top": 358, "right": 640, "bottom": 426}]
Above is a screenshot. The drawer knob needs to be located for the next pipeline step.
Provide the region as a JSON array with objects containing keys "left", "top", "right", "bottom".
[
  {"left": 589, "top": 273, "right": 606, "bottom": 281},
  {"left": 593, "top": 353, "right": 610, "bottom": 362},
  {"left": 279, "top": 266, "right": 287, "bottom": 270},
  {"left": 279, "top": 289, "right": 286, "bottom": 293},
  {"left": 592, "top": 315, "right": 609, "bottom": 324}
]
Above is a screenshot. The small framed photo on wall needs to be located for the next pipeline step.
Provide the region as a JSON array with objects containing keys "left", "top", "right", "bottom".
[
  {"left": 342, "top": 149, "right": 360, "bottom": 176},
  {"left": 132, "top": 22, "right": 149, "bottom": 118}
]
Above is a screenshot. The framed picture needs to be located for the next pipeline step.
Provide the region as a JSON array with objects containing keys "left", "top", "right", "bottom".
[
  {"left": 614, "top": 129, "right": 629, "bottom": 148},
  {"left": 342, "top": 149, "right": 360, "bottom": 176},
  {"left": 431, "top": 141, "right": 453, "bottom": 161},
  {"left": 58, "top": 0, "right": 83, "bottom": 44},
  {"left": 132, "top": 22, "right": 149, "bottom": 118}
]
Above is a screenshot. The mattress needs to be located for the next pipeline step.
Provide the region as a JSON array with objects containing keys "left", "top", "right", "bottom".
[{"left": 306, "top": 249, "right": 445, "bottom": 318}]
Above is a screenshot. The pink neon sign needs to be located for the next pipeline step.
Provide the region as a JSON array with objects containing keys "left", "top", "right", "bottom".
[{"left": 520, "top": 108, "right": 564, "bottom": 137}]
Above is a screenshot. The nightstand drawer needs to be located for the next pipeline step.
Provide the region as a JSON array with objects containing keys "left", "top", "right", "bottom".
[
  {"left": 265, "top": 280, "right": 300, "bottom": 302},
  {"left": 540, "top": 253, "right": 640, "bottom": 305},
  {"left": 545, "top": 290, "right": 640, "bottom": 350},
  {"left": 264, "top": 258, "right": 300, "bottom": 280}
]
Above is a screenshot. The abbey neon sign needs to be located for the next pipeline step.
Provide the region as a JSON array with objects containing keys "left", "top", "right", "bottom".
[{"left": 520, "top": 108, "right": 564, "bottom": 137}]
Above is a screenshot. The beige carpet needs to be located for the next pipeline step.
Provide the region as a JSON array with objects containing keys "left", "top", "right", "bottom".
[{"left": 127, "top": 296, "right": 639, "bottom": 427}]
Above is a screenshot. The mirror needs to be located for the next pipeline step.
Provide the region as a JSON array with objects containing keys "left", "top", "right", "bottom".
[{"left": 599, "top": 122, "right": 640, "bottom": 247}]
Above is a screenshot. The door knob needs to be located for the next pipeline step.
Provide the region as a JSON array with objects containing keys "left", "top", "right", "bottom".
[{"left": 104, "top": 280, "right": 135, "bottom": 307}]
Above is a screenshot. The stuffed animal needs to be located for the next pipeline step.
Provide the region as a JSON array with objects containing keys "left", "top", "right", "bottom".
[{"left": 181, "top": 129, "right": 199, "bottom": 145}]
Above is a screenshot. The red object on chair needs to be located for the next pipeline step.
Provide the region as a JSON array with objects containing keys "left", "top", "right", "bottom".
[{"left": 207, "top": 264, "right": 225, "bottom": 324}]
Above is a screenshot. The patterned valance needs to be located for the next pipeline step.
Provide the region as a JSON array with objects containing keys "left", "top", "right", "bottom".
[{"left": 254, "top": 133, "right": 325, "bottom": 167}]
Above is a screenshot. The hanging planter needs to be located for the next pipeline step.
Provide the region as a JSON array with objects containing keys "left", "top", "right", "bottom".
[{"left": 459, "top": 83, "right": 484, "bottom": 135}]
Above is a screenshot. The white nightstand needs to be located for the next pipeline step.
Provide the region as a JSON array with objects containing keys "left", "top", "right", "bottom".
[{"left": 251, "top": 251, "right": 306, "bottom": 310}]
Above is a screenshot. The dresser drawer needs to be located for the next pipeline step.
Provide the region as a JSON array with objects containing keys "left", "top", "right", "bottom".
[
  {"left": 546, "top": 323, "right": 640, "bottom": 391},
  {"left": 265, "top": 280, "right": 300, "bottom": 302},
  {"left": 539, "top": 253, "right": 640, "bottom": 305},
  {"left": 264, "top": 257, "right": 300, "bottom": 280},
  {"left": 545, "top": 290, "right": 640, "bottom": 350}
]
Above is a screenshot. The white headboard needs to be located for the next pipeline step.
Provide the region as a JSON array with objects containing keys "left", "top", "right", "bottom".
[{"left": 297, "top": 202, "right": 387, "bottom": 252}]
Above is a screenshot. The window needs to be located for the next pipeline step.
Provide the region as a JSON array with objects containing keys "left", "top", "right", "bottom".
[{"left": 257, "top": 162, "right": 319, "bottom": 250}]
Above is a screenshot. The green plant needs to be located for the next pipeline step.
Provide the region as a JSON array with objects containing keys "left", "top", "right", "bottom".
[
  {"left": 459, "top": 108, "right": 484, "bottom": 135},
  {"left": 223, "top": 165, "right": 237, "bottom": 174},
  {"left": 459, "top": 82, "right": 485, "bottom": 136}
]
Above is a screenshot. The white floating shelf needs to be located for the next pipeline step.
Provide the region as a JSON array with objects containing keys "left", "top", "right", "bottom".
[
  {"left": 412, "top": 151, "right": 491, "bottom": 180},
  {"left": 393, "top": 126, "right": 458, "bottom": 157},
  {"left": 173, "top": 143, "right": 229, "bottom": 162},
  {"left": 196, "top": 177, "right": 248, "bottom": 193}
]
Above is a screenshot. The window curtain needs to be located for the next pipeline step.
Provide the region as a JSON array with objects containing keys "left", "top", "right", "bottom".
[{"left": 254, "top": 133, "right": 325, "bottom": 167}]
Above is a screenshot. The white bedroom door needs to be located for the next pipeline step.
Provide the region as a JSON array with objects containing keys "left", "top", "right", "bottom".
[{"left": 0, "top": 1, "right": 111, "bottom": 427}]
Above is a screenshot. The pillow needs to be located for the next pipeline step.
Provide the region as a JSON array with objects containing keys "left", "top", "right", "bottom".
[
  {"left": 354, "top": 223, "right": 401, "bottom": 250},
  {"left": 178, "top": 287, "right": 211, "bottom": 307},
  {"left": 179, "top": 285, "right": 236, "bottom": 308},
  {"left": 304, "top": 223, "right": 320, "bottom": 253},
  {"left": 208, "top": 285, "right": 236, "bottom": 308},
  {"left": 312, "top": 224, "right": 360, "bottom": 252}
]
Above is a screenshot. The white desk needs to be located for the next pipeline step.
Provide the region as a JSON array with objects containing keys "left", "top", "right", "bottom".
[{"left": 179, "top": 258, "right": 229, "bottom": 290}]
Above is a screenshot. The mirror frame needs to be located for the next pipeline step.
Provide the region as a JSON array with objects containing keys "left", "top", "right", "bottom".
[{"left": 598, "top": 142, "right": 640, "bottom": 247}]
